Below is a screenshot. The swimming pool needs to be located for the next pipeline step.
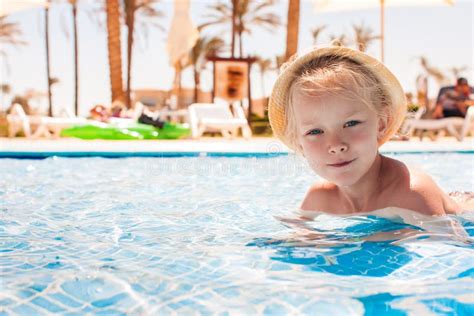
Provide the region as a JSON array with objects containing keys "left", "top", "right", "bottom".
[{"left": 1, "top": 153, "right": 473, "bottom": 315}]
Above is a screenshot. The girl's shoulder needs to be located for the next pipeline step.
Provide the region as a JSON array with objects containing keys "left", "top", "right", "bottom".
[
  {"left": 381, "top": 156, "right": 436, "bottom": 188},
  {"left": 300, "top": 181, "right": 340, "bottom": 212},
  {"left": 383, "top": 159, "right": 460, "bottom": 215}
]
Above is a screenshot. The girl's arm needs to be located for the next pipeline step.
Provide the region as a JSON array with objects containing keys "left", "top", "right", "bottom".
[{"left": 296, "top": 207, "right": 469, "bottom": 243}]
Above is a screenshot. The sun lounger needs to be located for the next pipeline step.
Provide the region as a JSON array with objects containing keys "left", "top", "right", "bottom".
[
  {"left": 158, "top": 109, "right": 189, "bottom": 123},
  {"left": 6, "top": 104, "right": 33, "bottom": 138},
  {"left": 188, "top": 102, "right": 252, "bottom": 139},
  {"left": 401, "top": 106, "right": 473, "bottom": 141},
  {"left": 460, "top": 106, "right": 474, "bottom": 141},
  {"left": 7, "top": 104, "right": 89, "bottom": 138}
]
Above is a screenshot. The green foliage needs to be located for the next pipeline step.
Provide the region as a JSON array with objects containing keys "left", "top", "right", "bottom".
[
  {"left": 407, "top": 103, "right": 420, "bottom": 112},
  {"left": 250, "top": 110, "right": 272, "bottom": 136},
  {"left": 0, "top": 114, "right": 7, "bottom": 137}
]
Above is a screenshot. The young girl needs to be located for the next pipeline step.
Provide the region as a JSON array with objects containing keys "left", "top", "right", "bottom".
[{"left": 268, "top": 43, "right": 465, "bottom": 217}]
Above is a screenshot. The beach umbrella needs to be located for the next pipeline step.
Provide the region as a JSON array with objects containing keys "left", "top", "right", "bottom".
[
  {"left": 166, "top": 0, "right": 199, "bottom": 67},
  {"left": 312, "top": 0, "right": 455, "bottom": 62},
  {"left": 166, "top": 0, "right": 199, "bottom": 107},
  {"left": 0, "top": 0, "right": 48, "bottom": 17}
]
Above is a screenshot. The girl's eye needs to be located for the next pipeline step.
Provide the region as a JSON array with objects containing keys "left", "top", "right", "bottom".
[
  {"left": 307, "top": 129, "right": 323, "bottom": 135},
  {"left": 344, "top": 120, "right": 361, "bottom": 128}
]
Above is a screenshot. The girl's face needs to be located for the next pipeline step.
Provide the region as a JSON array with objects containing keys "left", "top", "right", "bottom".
[{"left": 292, "top": 90, "right": 387, "bottom": 187}]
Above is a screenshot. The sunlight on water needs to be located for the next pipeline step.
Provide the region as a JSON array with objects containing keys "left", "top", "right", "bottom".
[{"left": 0, "top": 153, "right": 473, "bottom": 315}]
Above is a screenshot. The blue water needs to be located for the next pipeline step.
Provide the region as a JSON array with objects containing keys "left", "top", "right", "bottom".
[{"left": 1, "top": 153, "right": 473, "bottom": 315}]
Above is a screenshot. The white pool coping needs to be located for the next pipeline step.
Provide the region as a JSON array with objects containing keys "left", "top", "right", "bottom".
[{"left": 1, "top": 136, "right": 473, "bottom": 156}]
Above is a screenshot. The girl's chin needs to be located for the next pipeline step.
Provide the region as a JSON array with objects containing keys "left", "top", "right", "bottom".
[{"left": 323, "top": 172, "right": 362, "bottom": 187}]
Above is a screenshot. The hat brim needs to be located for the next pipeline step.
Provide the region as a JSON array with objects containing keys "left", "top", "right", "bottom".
[{"left": 268, "top": 45, "right": 406, "bottom": 151}]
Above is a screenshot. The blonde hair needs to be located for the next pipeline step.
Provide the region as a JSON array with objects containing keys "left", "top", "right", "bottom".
[{"left": 284, "top": 54, "right": 396, "bottom": 153}]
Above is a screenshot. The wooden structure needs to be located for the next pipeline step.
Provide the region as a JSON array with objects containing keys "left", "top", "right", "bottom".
[{"left": 207, "top": 56, "right": 256, "bottom": 126}]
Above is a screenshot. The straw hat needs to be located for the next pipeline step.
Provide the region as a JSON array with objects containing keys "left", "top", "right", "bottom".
[{"left": 268, "top": 43, "right": 406, "bottom": 150}]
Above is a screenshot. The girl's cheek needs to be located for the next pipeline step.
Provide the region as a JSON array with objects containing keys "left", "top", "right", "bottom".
[
  {"left": 302, "top": 143, "right": 326, "bottom": 170},
  {"left": 301, "top": 138, "right": 324, "bottom": 154},
  {"left": 349, "top": 128, "right": 374, "bottom": 144}
]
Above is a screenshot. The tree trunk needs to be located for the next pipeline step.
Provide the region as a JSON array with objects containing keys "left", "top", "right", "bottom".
[
  {"left": 106, "top": 0, "right": 124, "bottom": 104},
  {"left": 45, "top": 6, "right": 53, "bottom": 116},
  {"left": 172, "top": 62, "right": 183, "bottom": 109},
  {"left": 125, "top": 0, "right": 135, "bottom": 109},
  {"left": 72, "top": 2, "right": 79, "bottom": 115},
  {"left": 231, "top": 0, "right": 237, "bottom": 58},
  {"left": 285, "top": 0, "right": 300, "bottom": 61},
  {"left": 193, "top": 65, "right": 199, "bottom": 103},
  {"left": 238, "top": 14, "right": 243, "bottom": 57}
]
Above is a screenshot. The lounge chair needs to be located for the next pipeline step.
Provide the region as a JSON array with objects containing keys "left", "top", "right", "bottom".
[
  {"left": 460, "top": 106, "right": 474, "bottom": 141},
  {"left": 7, "top": 104, "right": 89, "bottom": 138},
  {"left": 401, "top": 106, "right": 473, "bottom": 141},
  {"left": 188, "top": 102, "right": 252, "bottom": 139}
]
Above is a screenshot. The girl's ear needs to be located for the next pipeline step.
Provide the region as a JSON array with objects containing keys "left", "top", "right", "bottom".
[{"left": 377, "top": 113, "right": 389, "bottom": 141}]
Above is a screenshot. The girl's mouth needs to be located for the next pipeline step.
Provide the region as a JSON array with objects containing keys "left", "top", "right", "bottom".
[{"left": 327, "top": 159, "right": 356, "bottom": 168}]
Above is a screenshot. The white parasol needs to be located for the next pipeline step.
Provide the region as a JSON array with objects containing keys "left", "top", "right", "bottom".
[
  {"left": 166, "top": 0, "right": 199, "bottom": 67},
  {"left": 0, "top": 0, "right": 48, "bottom": 17}
]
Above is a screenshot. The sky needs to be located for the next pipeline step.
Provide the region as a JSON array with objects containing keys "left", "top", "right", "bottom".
[{"left": 0, "top": 0, "right": 473, "bottom": 116}]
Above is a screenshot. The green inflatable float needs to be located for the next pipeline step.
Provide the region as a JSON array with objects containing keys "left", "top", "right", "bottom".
[{"left": 60, "top": 122, "right": 190, "bottom": 140}]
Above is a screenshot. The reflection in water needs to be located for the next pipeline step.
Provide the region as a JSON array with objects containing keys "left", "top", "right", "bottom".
[
  {"left": 248, "top": 237, "right": 418, "bottom": 277},
  {"left": 248, "top": 213, "right": 472, "bottom": 278},
  {"left": 357, "top": 293, "right": 407, "bottom": 316}
]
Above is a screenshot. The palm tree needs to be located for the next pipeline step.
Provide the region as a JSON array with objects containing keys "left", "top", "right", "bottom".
[
  {"left": 67, "top": 0, "right": 80, "bottom": 115},
  {"left": 329, "top": 34, "right": 349, "bottom": 47},
  {"left": 0, "top": 17, "right": 26, "bottom": 54},
  {"left": 352, "top": 22, "right": 380, "bottom": 52},
  {"left": 448, "top": 66, "right": 468, "bottom": 81},
  {"left": 256, "top": 57, "right": 272, "bottom": 98},
  {"left": 285, "top": 0, "right": 299, "bottom": 61},
  {"left": 44, "top": 3, "right": 53, "bottom": 116},
  {"left": 419, "top": 56, "right": 448, "bottom": 86},
  {"left": 199, "top": 1, "right": 236, "bottom": 57},
  {"left": 106, "top": 0, "right": 125, "bottom": 104},
  {"left": 0, "top": 18, "right": 24, "bottom": 44},
  {"left": 0, "top": 17, "right": 26, "bottom": 73},
  {"left": 235, "top": 0, "right": 280, "bottom": 57},
  {"left": 231, "top": 0, "right": 237, "bottom": 57},
  {"left": 123, "top": 0, "right": 163, "bottom": 108},
  {"left": 89, "top": 0, "right": 163, "bottom": 107},
  {"left": 188, "top": 36, "right": 226, "bottom": 102},
  {"left": 311, "top": 25, "right": 326, "bottom": 46},
  {"left": 124, "top": 0, "right": 136, "bottom": 109},
  {"left": 200, "top": 0, "right": 280, "bottom": 58}
]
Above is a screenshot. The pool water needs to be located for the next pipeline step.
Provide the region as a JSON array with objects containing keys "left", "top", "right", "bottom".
[{"left": 1, "top": 153, "right": 473, "bottom": 315}]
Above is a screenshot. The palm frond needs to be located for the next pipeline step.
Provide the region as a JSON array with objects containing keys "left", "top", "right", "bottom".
[
  {"left": 449, "top": 66, "right": 468, "bottom": 79},
  {"left": 200, "top": 0, "right": 280, "bottom": 56},
  {"left": 188, "top": 35, "right": 226, "bottom": 73},
  {"left": 352, "top": 22, "right": 380, "bottom": 51},
  {"left": 311, "top": 25, "right": 326, "bottom": 45},
  {"left": 418, "top": 56, "right": 447, "bottom": 84},
  {"left": 256, "top": 57, "right": 273, "bottom": 72},
  {"left": 0, "top": 17, "right": 27, "bottom": 48},
  {"left": 329, "top": 34, "right": 348, "bottom": 47}
]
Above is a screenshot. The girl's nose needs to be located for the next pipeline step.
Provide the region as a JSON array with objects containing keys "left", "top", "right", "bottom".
[{"left": 328, "top": 143, "right": 348, "bottom": 154}]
